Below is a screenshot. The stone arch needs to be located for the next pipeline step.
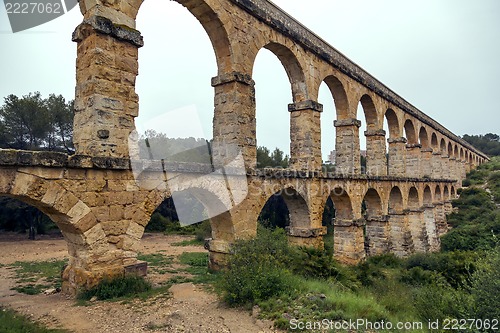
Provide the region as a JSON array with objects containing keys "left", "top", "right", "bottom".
[
  {"left": 363, "top": 188, "right": 383, "bottom": 218},
  {"left": 257, "top": 185, "right": 310, "bottom": 230},
  {"left": 404, "top": 119, "right": 418, "bottom": 144},
  {"left": 388, "top": 185, "right": 413, "bottom": 256},
  {"left": 460, "top": 147, "right": 465, "bottom": 160},
  {"left": 453, "top": 145, "right": 459, "bottom": 159},
  {"left": 136, "top": 0, "right": 232, "bottom": 74},
  {"left": 253, "top": 42, "right": 307, "bottom": 103},
  {"left": 385, "top": 109, "right": 401, "bottom": 138},
  {"left": 407, "top": 186, "right": 427, "bottom": 252},
  {"left": 359, "top": 94, "right": 379, "bottom": 130},
  {"left": 363, "top": 188, "right": 388, "bottom": 256},
  {"left": 434, "top": 185, "right": 442, "bottom": 202},
  {"left": 447, "top": 142, "right": 453, "bottom": 157},
  {"left": 431, "top": 132, "right": 439, "bottom": 152},
  {"left": 176, "top": 188, "right": 233, "bottom": 238},
  {"left": 408, "top": 187, "right": 420, "bottom": 210},
  {"left": 330, "top": 187, "right": 353, "bottom": 220},
  {"left": 389, "top": 186, "right": 404, "bottom": 214},
  {"left": 322, "top": 75, "right": 350, "bottom": 120},
  {"left": 423, "top": 186, "right": 433, "bottom": 205},
  {"left": 440, "top": 138, "right": 447, "bottom": 155},
  {"left": 281, "top": 187, "right": 310, "bottom": 228},
  {"left": 451, "top": 186, "right": 456, "bottom": 198},
  {"left": 0, "top": 169, "right": 110, "bottom": 294},
  {"left": 443, "top": 186, "right": 450, "bottom": 200},
  {"left": 419, "top": 127, "right": 429, "bottom": 148}
]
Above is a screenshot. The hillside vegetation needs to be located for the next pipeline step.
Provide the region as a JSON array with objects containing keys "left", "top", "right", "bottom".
[{"left": 218, "top": 157, "right": 500, "bottom": 332}]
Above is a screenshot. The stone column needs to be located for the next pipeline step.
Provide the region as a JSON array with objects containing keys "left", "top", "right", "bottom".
[
  {"left": 364, "top": 215, "right": 392, "bottom": 256},
  {"left": 72, "top": 16, "right": 143, "bottom": 158},
  {"left": 423, "top": 204, "right": 440, "bottom": 252},
  {"left": 387, "top": 137, "right": 407, "bottom": 177},
  {"left": 407, "top": 208, "right": 429, "bottom": 252},
  {"left": 420, "top": 148, "right": 433, "bottom": 178},
  {"left": 288, "top": 100, "right": 323, "bottom": 171},
  {"left": 434, "top": 202, "right": 448, "bottom": 237},
  {"left": 287, "top": 227, "right": 327, "bottom": 249},
  {"left": 449, "top": 157, "right": 457, "bottom": 181},
  {"left": 388, "top": 211, "right": 414, "bottom": 257},
  {"left": 334, "top": 119, "right": 361, "bottom": 175},
  {"left": 465, "top": 159, "right": 471, "bottom": 174},
  {"left": 431, "top": 152, "right": 442, "bottom": 179},
  {"left": 206, "top": 239, "right": 231, "bottom": 271},
  {"left": 461, "top": 160, "right": 468, "bottom": 181},
  {"left": 406, "top": 143, "right": 422, "bottom": 178},
  {"left": 212, "top": 72, "right": 256, "bottom": 169},
  {"left": 333, "top": 219, "right": 365, "bottom": 264},
  {"left": 441, "top": 155, "right": 450, "bottom": 180},
  {"left": 364, "top": 130, "right": 388, "bottom": 176}
]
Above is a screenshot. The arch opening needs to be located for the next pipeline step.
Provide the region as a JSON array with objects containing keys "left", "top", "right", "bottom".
[
  {"left": 254, "top": 46, "right": 299, "bottom": 166},
  {"left": 319, "top": 79, "right": 340, "bottom": 169},
  {"left": 357, "top": 95, "right": 379, "bottom": 174},
  {"left": 135, "top": 1, "right": 219, "bottom": 163},
  {"left": 404, "top": 120, "right": 417, "bottom": 145},
  {"left": 419, "top": 127, "right": 429, "bottom": 148}
]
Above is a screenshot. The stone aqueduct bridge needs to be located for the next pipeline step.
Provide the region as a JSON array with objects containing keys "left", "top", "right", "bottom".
[{"left": 0, "top": 0, "right": 489, "bottom": 294}]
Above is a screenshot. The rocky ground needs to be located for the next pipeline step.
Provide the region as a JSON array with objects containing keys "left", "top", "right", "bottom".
[{"left": 0, "top": 232, "right": 279, "bottom": 333}]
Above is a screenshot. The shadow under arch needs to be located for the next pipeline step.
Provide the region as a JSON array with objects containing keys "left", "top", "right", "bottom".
[
  {"left": 257, "top": 186, "right": 309, "bottom": 230},
  {"left": 257, "top": 186, "right": 327, "bottom": 248}
]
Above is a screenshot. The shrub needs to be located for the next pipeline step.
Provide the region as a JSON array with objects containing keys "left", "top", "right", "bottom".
[
  {"left": 290, "top": 246, "right": 337, "bottom": 278},
  {"left": 355, "top": 254, "right": 402, "bottom": 287},
  {"left": 468, "top": 247, "right": 500, "bottom": 321},
  {"left": 219, "top": 227, "right": 299, "bottom": 305},
  {"left": 413, "top": 283, "right": 462, "bottom": 322},
  {"left": 194, "top": 220, "right": 212, "bottom": 242},
  {"left": 405, "top": 252, "right": 479, "bottom": 288},
  {"left": 78, "top": 275, "right": 152, "bottom": 301}
]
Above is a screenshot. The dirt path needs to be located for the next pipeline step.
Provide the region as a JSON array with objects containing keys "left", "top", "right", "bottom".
[{"left": 0, "top": 233, "right": 279, "bottom": 333}]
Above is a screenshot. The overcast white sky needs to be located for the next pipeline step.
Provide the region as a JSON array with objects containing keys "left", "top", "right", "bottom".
[{"left": 1, "top": 0, "right": 499, "bottom": 160}]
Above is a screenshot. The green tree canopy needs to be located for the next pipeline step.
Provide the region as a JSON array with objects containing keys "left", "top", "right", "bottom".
[
  {"left": 0, "top": 92, "right": 74, "bottom": 153},
  {"left": 462, "top": 133, "right": 500, "bottom": 157},
  {"left": 257, "top": 146, "right": 289, "bottom": 168}
]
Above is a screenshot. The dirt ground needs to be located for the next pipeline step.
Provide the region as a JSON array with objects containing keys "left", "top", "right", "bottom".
[{"left": 0, "top": 232, "right": 279, "bottom": 333}]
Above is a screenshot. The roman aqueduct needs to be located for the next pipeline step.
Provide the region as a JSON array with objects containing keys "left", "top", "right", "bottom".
[{"left": 0, "top": 0, "right": 489, "bottom": 294}]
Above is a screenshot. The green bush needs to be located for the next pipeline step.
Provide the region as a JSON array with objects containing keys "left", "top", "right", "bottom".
[
  {"left": 405, "top": 252, "right": 479, "bottom": 288},
  {"left": 413, "top": 283, "right": 463, "bottom": 322},
  {"left": 355, "top": 254, "right": 402, "bottom": 287},
  {"left": 468, "top": 247, "right": 500, "bottom": 321},
  {"left": 78, "top": 275, "right": 152, "bottom": 301},
  {"left": 290, "top": 246, "right": 339, "bottom": 278},
  {"left": 219, "top": 227, "right": 299, "bottom": 305},
  {"left": 194, "top": 220, "right": 212, "bottom": 242}
]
